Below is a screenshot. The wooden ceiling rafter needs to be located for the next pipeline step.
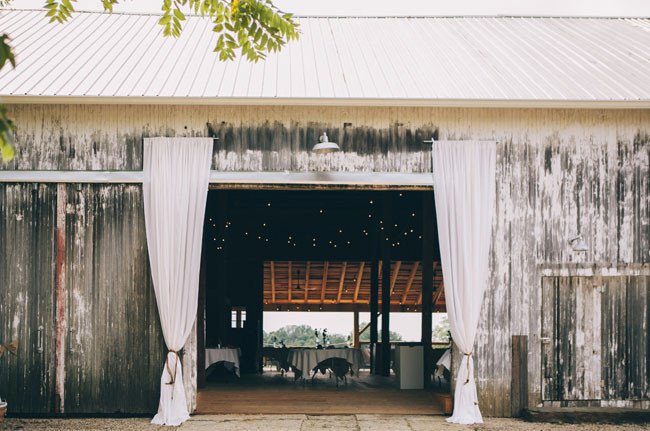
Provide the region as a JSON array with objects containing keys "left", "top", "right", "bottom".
[
  {"left": 401, "top": 261, "right": 419, "bottom": 303},
  {"left": 321, "top": 262, "right": 328, "bottom": 302},
  {"left": 336, "top": 262, "right": 348, "bottom": 303},
  {"left": 389, "top": 261, "right": 401, "bottom": 295},
  {"left": 263, "top": 260, "right": 445, "bottom": 312},
  {"left": 288, "top": 261, "right": 292, "bottom": 302},
  {"left": 270, "top": 260, "right": 276, "bottom": 302},
  {"left": 353, "top": 262, "right": 365, "bottom": 302},
  {"left": 304, "top": 261, "right": 310, "bottom": 301}
]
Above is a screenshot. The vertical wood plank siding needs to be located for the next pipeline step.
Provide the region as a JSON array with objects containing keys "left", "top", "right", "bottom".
[
  {"left": 2, "top": 105, "right": 649, "bottom": 416},
  {"left": 63, "top": 184, "right": 165, "bottom": 413},
  {"left": 0, "top": 184, "right": 56, "bottom": 413},
  {"left": 601, "top": 276, "right": 650, "bottom": 402}
]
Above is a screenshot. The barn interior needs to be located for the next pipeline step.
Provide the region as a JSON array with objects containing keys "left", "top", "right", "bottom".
[{"left": 196, "top": 188, "right": 450, "bottom": 414}]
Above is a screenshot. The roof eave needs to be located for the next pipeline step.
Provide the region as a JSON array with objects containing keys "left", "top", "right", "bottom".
[{"left": 2, "top": 95, "right": 650, "bottom": 109}]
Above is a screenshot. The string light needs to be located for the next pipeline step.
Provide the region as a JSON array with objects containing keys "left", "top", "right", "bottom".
[{"left": 267, "top": 202, "right": 271, "bottom": 207}]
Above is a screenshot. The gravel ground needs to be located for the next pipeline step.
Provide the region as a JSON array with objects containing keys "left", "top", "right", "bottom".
[{"left": 0, "top": 415, "right": 648, "bottom": 431}]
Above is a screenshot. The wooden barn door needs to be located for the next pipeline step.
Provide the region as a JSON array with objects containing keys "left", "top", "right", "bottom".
[
  {"left": 541, "top": 276, "right": 602, "bottom": 401},
  {"left": 0, "top": 184, "right": 57, "bottom": 413},
  {"left": 600, "top": 276, "right": 649, "bottom": 402}
]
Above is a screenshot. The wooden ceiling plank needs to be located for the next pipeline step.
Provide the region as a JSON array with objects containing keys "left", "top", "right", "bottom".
[
  {"left": 336, "top": 262, "right": 348, "bottom": 303},
  {"left": 353, "top": 262, "right": 365, "bottom": 302},
  {"left": 401, "top": 261, "right": 419, "bottom": 303},
  {"left": 321, "top": 261, "right": 328, "bottom": 302}
]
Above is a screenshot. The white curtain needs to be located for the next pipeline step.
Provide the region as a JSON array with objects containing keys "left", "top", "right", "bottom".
[
  {"left": 431, "top": 140, "right": 496, "bottom": 425},
  {"left": 143, "top": 137, "right": 213, "bottom": 426}
]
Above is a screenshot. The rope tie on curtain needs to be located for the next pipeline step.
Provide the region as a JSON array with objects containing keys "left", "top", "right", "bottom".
[
  {"left": 165, "top": 350, "right": 180, "bottom": 388},
  {"left": 464, "top": 352, "right": 472, "bottom": 385}
]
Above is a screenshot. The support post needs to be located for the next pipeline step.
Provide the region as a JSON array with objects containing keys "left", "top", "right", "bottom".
[
  {"left": 55, "top": 183, "right": 67, "bottom": 413},
  {"left": 421, "top": 191, "right": 434, "bottom": 388},
  {"left": 370, "top": 255, "right": 379, "bottom": 373},
  {"left": 197, "top": 220, "right": 208, "bottom": 388},
  {"left": 353, "top": 311, "right": 360, "bottom": 348},
  {"left": 381, "top": 194, "right": 392, "bottom": 377},
  {"left": 511, "top": 335, "right": 529, "bottom": 417}
]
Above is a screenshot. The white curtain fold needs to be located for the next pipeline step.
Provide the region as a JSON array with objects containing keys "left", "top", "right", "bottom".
[
  {"left": 143, "top": 137, "right": 213, "bottom": 427},
  {"left": 431, "top": 140, "right": 496, "bottom": 425}
]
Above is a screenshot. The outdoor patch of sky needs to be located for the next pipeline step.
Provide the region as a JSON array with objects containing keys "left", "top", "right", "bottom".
[{"left": 10, "top": 0, "right": 650, "bottom": 16}]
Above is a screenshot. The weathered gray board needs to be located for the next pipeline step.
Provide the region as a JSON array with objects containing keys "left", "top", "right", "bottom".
[
  {"left": 0, "top": 183, "right": 165, "bottom": 414},
  {"left": 1, "top": 105, "right": 649, "bottom": 416},
  {"left": 0, "top": 184, "right": 57, "bottom": 413},
  {"left": 62, "top": 184, "right": 165, "bottom": 413},
  {"left": 542, "top": 276, "right": 649, "bottom": 408}
]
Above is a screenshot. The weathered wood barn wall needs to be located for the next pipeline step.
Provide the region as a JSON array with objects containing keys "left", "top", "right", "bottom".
[{"left": 1, "top": 104, "right": 649, "bottom": 416}]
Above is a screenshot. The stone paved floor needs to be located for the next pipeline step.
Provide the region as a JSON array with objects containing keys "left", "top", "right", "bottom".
[{"left": 1, "top": 415, "right": 649, "bottom": 430}]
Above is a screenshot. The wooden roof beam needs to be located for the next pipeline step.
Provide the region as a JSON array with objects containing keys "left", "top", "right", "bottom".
[
  {"left": 401, "top": 262, "right": 419, "bottom": 303},
  {"left": 336, "top": 262, "right": 348, "bottom": 303},
  {"left": 353, "top": 262, "right": 365, "bottom": 302}
]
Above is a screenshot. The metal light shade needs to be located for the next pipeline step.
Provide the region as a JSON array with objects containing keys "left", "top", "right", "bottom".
[
  {"left": 312, "top": 132, "right": 340, "bottom": 154},
  {"left": 568, "top": 235, "right": 588, "bottom": 252}
]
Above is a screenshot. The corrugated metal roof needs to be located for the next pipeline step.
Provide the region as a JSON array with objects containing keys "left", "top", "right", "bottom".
[{"left": 1, "top": 9, "right": 649, "bottom": 106}]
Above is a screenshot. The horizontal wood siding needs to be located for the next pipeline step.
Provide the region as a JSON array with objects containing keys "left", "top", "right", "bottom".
[
  {"left": 63, "top": 184, "right": 165, "bottom": 413},
  {"left": 0, "top": 184, "right": 56, "bottom": 413},
  {"left": 2, "top": 104, "right": 649, "bottom": 416}
]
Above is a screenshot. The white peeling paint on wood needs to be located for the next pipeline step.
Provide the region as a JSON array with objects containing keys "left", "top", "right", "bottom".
[{"left": 1, "top": 104, "right": 648, "bottom": 416}]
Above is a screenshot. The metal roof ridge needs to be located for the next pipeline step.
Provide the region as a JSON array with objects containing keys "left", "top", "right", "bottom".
[{"left": 1, "top": 9, "right": 648, "bottom": 20}]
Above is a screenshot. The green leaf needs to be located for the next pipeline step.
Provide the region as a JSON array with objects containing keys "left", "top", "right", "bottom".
[
  {"left": 173, "top": 8, "right": 186, "bottom": 21},
  {"left": 159, "top": 15, "right": 172, "bottom": 25}
]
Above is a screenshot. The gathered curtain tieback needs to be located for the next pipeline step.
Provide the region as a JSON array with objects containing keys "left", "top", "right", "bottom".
[
  {"left": 464, "top": 352, "right": 472, "bottom": 385},
  {"left": 165, "top": 350, "right": 180, "bottom": 387}
]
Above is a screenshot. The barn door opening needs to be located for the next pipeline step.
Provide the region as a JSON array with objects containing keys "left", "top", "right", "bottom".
[{"left": 541, "top": 276, "right": 602, "bottom": 402}]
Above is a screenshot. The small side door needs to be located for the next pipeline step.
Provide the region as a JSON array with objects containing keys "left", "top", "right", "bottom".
[{"left": 541, "top": 276, "right": 602, "bottom": 401}]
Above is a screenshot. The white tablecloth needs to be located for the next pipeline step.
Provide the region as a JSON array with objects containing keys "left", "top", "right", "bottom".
[
  {"left": 205, "top": 348, "right": 241, "bottom": 377},
  {"left": 287, "top": 348, "right": 363, "bottom": 376},
  {"left": 435, "top": 348, "right": 451, "bottom": 378}
]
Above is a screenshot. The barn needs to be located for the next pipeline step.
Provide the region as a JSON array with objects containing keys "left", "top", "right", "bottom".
[{"left": 0, "top": 9, "right": 649, "bottom": 420}]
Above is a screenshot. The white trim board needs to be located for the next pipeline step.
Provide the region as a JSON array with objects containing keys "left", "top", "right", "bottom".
[{"left": 0, "top": 170, "right": 434, "bottom": 187}]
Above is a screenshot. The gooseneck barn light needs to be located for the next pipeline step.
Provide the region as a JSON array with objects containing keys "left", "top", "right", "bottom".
[
  {"left": 312, "top": 132, "right": 340, "bottom": 154},
  {"left": 568, "top": 235, "right": 589, "bottom": 252}
]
